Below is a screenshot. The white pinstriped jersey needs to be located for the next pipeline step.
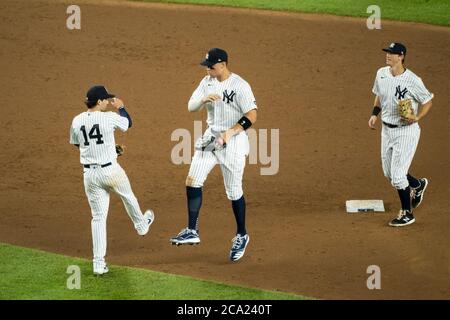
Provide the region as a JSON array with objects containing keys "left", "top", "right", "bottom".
[
  {"left": 372, "top": 66, "right": 433, "bottom": 125},
  {"left": 70, "top": 111, "right": 129, "bottom": 164},
  {"left": 190, "top": 73, "right": 257, "bottom": 131}
]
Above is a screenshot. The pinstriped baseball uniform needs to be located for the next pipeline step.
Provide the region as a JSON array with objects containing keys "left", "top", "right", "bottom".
[
  {"left": 71, "top": 111, "right": 127, "bottom": 164},
  {"left": 372, "top": 66, "right": 434, "bottom": 189},
  {"left": 70, "top": 111, "right": 149, "bottom": 271},
  {"left": 188, "top": 73, "right": 257, "bottom": 200}
]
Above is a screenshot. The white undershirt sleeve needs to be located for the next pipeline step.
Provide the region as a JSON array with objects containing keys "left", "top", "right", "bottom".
[
  {"left": 188, "top": 77, "right": 207, "bottom": 112},
  {"left": 188, "top": 99, "right": 204, "bottom": 112}
]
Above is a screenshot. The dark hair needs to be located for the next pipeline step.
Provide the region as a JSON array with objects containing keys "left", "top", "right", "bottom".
[{"left": 85, "top": 99, "right": 98, "bottom": 108}]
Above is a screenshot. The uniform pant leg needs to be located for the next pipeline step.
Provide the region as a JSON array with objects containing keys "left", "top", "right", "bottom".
[
  {"left": 84, "top": 169, "right": 110, "bottom": 270},
  {"left": 381, "top": 126, "right": 393, "bottom": 180},
  {"left": 390, "top": 124, "right": 421, "bottom": 189},
  {"left": 104, "top": 164, "right": 147, "bottom": 233},
  {"left": 220, "top": 155, "right": 246, "bottom": 200},
  {"left": 217, "top": 135, "right": 248, "bottom": 201},
  {"left": 187, "top": 150, "right": 218, "bottom": 187}
]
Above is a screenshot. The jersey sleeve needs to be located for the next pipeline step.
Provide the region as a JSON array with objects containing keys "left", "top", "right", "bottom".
[
  {"left": 372, "top": 72, "right": 380, "bottom": 96},
  {"left": 69, "top": 119, "right": 79, "bottom": 145},
  {"left": 189, "top": 77, "right": 206, "bottom": 102},
  {"left": 110, "top": 112, "right": 129, "bottom": 132},
  {"left": 238, "top": 82, "right": 257, "bottom": 114},
  {"left": 412, "top": 77, "right": 434, "bottom": 105}
]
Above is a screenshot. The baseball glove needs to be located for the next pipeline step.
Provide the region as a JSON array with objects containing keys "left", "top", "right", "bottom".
[
  {"left": 116, "top": 144, "right": 125, "bottom": 156},
  {"left": 194, "top": 133, "right": 226, "bottom": 152},
  {"left": 195, "top": 135, "right": 216, "bottom": 152},
  {"left": 398, "top": 99, "right": 413, "bottom": 120}
]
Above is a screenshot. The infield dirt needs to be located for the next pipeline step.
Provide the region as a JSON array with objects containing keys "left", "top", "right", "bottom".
[{"left": 1, "top": 0, "right": 449, "bottom": 299}]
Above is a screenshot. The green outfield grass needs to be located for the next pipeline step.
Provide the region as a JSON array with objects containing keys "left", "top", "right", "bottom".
[
  {"left": 137, "top": 0, "right": 450, "bottom": 26},
  {"left": 0, "top": 243, "right": 308, "bottom": 300}
]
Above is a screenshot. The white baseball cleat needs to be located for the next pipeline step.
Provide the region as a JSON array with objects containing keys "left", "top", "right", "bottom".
[
  {"left": 138, "top": 209, "right": 155, "bottom": 236},
  {"left": 94, "top": 265, "right": 109, "bottom": 276}
]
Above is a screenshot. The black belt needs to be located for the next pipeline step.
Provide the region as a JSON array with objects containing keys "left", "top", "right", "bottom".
[
  {"left": 382, "top": 121, "right": 410, "bottom": 128},
  {"left": 83, "top": 162, "right": 112, "bottom": 169}
]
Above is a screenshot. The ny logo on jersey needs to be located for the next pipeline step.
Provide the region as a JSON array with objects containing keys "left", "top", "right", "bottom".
[
  {"left": 223, "top": 90, "right": 236, "bottom": 104},
  {"left": 395, "top": 85, "right": 408, "bottom": 100}
]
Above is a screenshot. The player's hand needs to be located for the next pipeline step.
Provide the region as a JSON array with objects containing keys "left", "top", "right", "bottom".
[
  {"left": 202, "top": 94, "right": 221, "bottom": 104},
  {"left": 219, "top": 128, "right": 238, "bottom": 145},
  {"left": 216, "top": 136, "right": 226, "bottom": 147},
  {"left": 368, "top": 115, "right": 378, "bottom": 130},
  {"left": 110, "top": 97, "right": 125, "bottom": 109}
]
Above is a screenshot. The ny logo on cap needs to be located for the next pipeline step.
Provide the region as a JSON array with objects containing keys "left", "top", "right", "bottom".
[
  {"left": 205, "top": 53, "right": 209, "bottom": 59},
  {"left": 390, "top": 43, "right": 395, "bottom": 48}
]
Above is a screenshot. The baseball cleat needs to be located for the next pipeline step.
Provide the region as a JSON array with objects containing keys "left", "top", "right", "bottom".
[
  {"left": 170, "top": 228, "right": 200, "bottom": 245},
  {"left": 411, "top": 178, "right": 428, "bottom": 209},
  {"left": 93, "top": 265, "right": 109, "bottom": 276},
  {"left": 171, "top": 242, "right": 199, "bottom": 247},
  {"left": 389, "top": 210, "right": 415, "bottom": 227},
  {"left": 138, "top": 209, "right": 155, "bottom": 236},
  {"left": 230, "top": 234, "right": 250, "bottom": 262}
]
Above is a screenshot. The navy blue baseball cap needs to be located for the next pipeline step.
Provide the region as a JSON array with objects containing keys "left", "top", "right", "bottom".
[
  {"left": 200, "top": 48, "right": 228, "bottom": 67},
  {"left": 382, "top": 42, "right": 407, "bottom": 55},
  {"left": 86, "top": 85, "right": 115, "bottom": 102}
]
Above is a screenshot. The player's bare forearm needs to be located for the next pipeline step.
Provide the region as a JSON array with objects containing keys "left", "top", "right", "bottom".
[
  {"left": 417, "top": 100, "right": 432, "bottom": 121},
  {"left": 403, "top": 100, "right": 432, "bottom": 123},
  {"left": 374, "top": 96, "right": 381, "bottom": 112},
  {"left": 244, "top": 109, "right": 257, "bottom": 124},
  {"left": 368, "top": 96, "right": 380, "bottom": 129},
  {"left": 223, "top": 109, "right": 257, "bottom": 142}
]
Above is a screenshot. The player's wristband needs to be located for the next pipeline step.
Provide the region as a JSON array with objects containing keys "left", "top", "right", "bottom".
[
  {"left": 372, "top": 106, "right": 381, "bottom": 116},
  {"left": 237, "top": 116, "right": 252, "bottom": 130}
]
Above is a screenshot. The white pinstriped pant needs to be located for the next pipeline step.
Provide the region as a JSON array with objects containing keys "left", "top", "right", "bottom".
[
  {"left": 188, "top": 130, "right": 249, "bottom": 201},
  {"left": 83, "top": 162, "right": 147, "bottom": 269},
  {"left": 381, "top": 122, "right": 420, "bottom": 190}
]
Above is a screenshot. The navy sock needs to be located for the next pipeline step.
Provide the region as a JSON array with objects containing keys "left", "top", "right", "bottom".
[
  {"left": 232, "top": 196, "right": 247, "bottom": 235},
  {"left": 397, "top": 187, "right": 411, "bottom": 212},
  {"left": 186, "top": 187, "right": 202, "bottom": 230},
  {"left": 407, "top": 174, "right": 421, "bottom": 189}
]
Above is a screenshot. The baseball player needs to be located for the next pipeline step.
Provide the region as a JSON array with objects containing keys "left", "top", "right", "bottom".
[
  {"left": 368, "top": 43, "right": 433, "bottom": 227},
  {"left": 70, "top": 85, "right": 155, "bottom": 275},
  {"left": 170, "top": 48, "right": 258, "bottom": 261}
]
